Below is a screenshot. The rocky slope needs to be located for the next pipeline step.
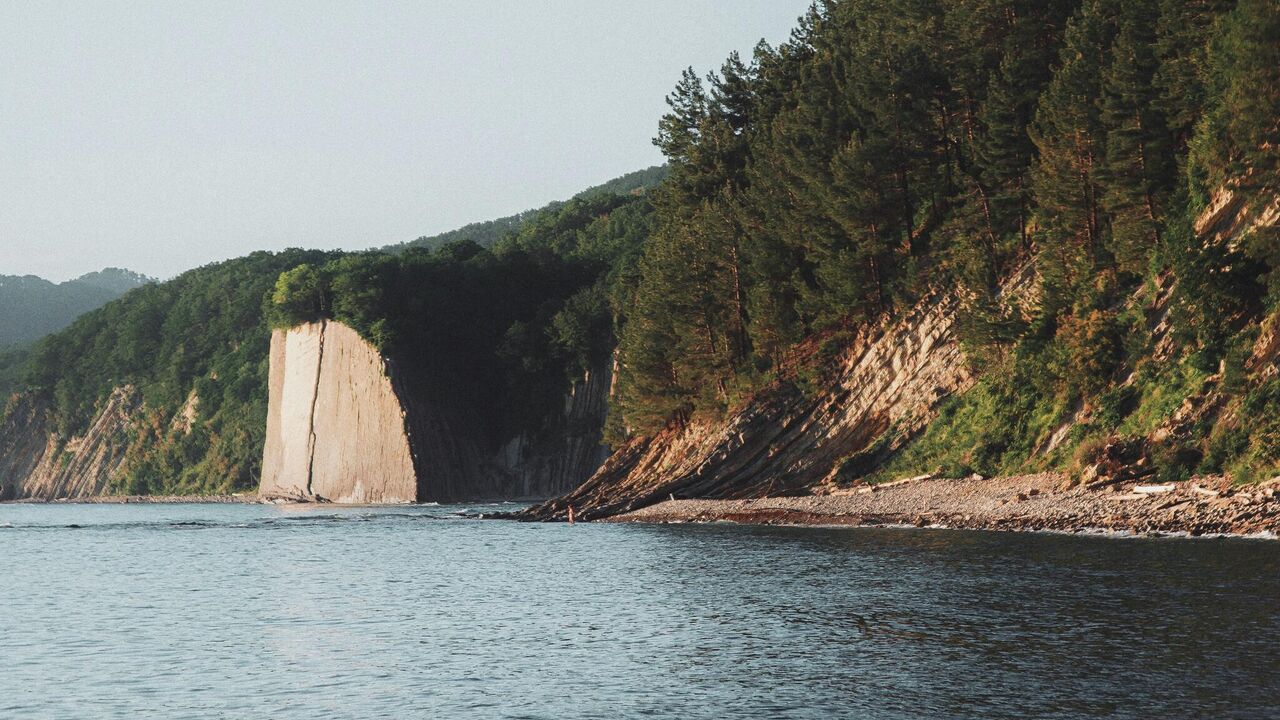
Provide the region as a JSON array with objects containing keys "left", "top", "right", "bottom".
[
  {"left": 525, "top": 286, "right": 982, "bottom": 520},
  {"left": 0, "top": 387, "right": 142, "bottom": 501},
  {"left": 482, "top": 361, "right": 613, "bottom": 500},
  {"left": 1, "top": 316, "right": 611, "bottom": 503},
  {"left": 258, "top": 319, "right": 611, "bottom": 503}
]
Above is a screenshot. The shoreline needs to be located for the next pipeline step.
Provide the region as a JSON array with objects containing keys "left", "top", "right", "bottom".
[
  {"left": 605, "top": 473, "right": 1280, "bottom": 539},
  {"left": 4, "top": 494, "right": 258, "bottom": 504},
  {"left": 7, "top": 475, "right": 1278, "bottom": 540}
]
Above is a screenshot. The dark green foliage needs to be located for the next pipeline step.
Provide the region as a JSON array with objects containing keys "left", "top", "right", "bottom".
[
  {"left": 12, "top": 0, "right": 1280, "bottom": 492},
  {"left": 613, "top": 0, "right": 1278, "bottom": 483},
  {"left": 268, "top": 196, "right": 654, "bottom": 451},
  {"left": 0, "top": 347, "right": 31, "bottom": 399},
  {"left": 29, "top": 250, "right": 335, "bottom": 437},
  {"left": 1187, "top": 0, "right": 1280, "bottom": 304},
  {"left": 9, "top": 166, "right": 656, "bottom": 494},
  {"left": 384, "top": 165, "right": 667, "bottom": 254},
  {"left": 616, "top": 0, "right": 1084, "bottom": 434}
]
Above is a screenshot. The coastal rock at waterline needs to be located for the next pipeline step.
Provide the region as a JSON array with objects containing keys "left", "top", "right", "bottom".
[{"left": 259, "top": 320, "right": 418, "bottom": 503}]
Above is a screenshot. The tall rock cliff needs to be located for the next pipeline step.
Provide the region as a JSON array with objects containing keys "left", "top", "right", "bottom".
[
  {"left": 481, "top": 362, "right": 613, "bottom": 500},
  {"left": 259, "top": 321, "right": 419, "bottom": 503},
  {"left": 258, "top": 320, "right": 611, "bottom": 503},
  {"left": 1, "top": 318, "right": 610, "bottom": 503}
]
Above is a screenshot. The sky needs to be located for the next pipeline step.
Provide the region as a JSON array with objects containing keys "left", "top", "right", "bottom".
[{"left": 0, "top": 1, "right": 810, "bottom": 282}]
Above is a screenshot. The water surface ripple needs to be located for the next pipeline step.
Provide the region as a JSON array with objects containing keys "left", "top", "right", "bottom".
[{"left": 1, "top": 503, "right": 1277, "bottom": 719}]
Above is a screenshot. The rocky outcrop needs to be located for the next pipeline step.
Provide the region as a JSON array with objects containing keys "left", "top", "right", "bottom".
[
  {"left": 1194, "top": 188, "right": 1280, "bottom": 248},
  {"left": 260, "top": 320, "right": 419, "bottom": 503},
  {"left": 482, "top": 362, "right": 613, "bottom": 499},
  {"left": 525, "top": 289, "right": 978, "bottom": 520},
  {"left": 0, "top": 386, "right": 142, "bottom": 501},
  {"left": 0, "top": 318, "right": 610, "bottom": 504},
  {"left": 258, "top": 320, "right": 611, "bottom": 503}
]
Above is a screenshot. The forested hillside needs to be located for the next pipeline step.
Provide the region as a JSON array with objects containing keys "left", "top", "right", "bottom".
[
  {"left": 606, "top": 0, "right": 1279, "bottom": 482},
  {"left": 0, "top": 268, "right": 151, "bottom": 349},
  {"left": 269, "top": 191, "right": 653, "bottom": 454},
  {"left": 383, "top": 165, "right": 666, "bottom": 253}
]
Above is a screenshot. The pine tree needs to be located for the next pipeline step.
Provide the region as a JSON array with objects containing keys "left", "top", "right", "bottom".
[
  {"left": 1029, "top": 0, "right": 1118, "bottom": 307},
  {"left": 655, "top": 68, "right": 707, "bottom": 163},
  {"left": 1098, "top": 0, "right": 1174, "bottom": 275},
  {"left": 1189, "top": 0, "right": 1280, "bottom": 207}
]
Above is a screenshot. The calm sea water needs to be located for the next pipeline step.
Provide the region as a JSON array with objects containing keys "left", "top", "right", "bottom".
[{"left": 1, "top": 503, "right": 1277, "bottom": 719}]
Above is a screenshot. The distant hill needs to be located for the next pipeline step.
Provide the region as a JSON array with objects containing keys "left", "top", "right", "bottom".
[
  {"left": 384, "top": 164, "right": 667, "bottom": 254},
  {"left": 0, "top": 268, "right": 152, "bottom": 349}
]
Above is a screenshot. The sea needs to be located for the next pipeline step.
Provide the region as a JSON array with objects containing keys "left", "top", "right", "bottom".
[{"left": 1, "top": 502, "right": 1277, "bottom": 719}]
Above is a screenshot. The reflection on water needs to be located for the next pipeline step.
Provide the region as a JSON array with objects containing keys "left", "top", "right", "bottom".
[{"left": 1, "top": 503, "right": 1277, "bottom": 719}]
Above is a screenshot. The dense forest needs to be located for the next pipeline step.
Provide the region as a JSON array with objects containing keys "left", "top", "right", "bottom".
[
  {"left": 609, "top": 0, "right": 1279, "bottom": 481},
  {"left": 269, "top": 190, "right": 654, "bottom": 452},
  {"left": 2, "top": 0, "right": 1277, "bottom": 495}
]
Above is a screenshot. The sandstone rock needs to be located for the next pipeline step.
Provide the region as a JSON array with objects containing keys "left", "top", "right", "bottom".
[
  {"left": 259, "top": 320, "right": 612, "bottom": 503},
  {"left": 260, "top": 321, "right": 417, "bottom": 504},
  {"left": 1078, "top": 464, "right": 1101, "bottom": 486},
  {"left": 0, "top": 386, "right": 141, "bottom": 501},
  {"left": 524, "top": 285, "right": 1009, "bottom": 520},
  {"left": 527, "top": 193, "right": 1277, "bottom": 522}
]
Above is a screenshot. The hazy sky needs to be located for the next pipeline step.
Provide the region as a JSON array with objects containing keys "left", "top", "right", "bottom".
[{"left": 0, "top": 2, "right": 809, "bottom": 282}]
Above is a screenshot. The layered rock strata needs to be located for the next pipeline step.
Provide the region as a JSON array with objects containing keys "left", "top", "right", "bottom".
[
  {"left": 524, "top": 190, "right": 1279, "bottom": 522},
  {"left": 0, "top": 387, "right": 141, "bottom": 501},
  {"left": 525, "top": 289, "right": 977, "bottom": 521}
]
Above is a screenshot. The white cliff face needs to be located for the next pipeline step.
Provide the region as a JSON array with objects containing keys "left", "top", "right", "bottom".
[
  {"left": 258, "top": 319, "right": 613, "bottom": 504},
  {"left": 259, "top": 321, "right": 417, "bottom": 503}
]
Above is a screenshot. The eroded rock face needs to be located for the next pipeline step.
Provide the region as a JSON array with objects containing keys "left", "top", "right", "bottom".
[
  {"left": 526, "top": 190, "right": 1280, "bottom": 522},
  {"left": 0, "top": 386, "right": 141, "bottom": 501},
  {"left": 259, "top": 320, "right": 417, "bottom": 503},
  {"left": 483, "top": 362, "right": 614, "bottom": 500},
  {"left": 526, "top": 290, "right": 978, "bottom": 521}
]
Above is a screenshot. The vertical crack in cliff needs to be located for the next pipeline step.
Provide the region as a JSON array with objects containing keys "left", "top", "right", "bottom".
[{"left": 303, "top": 320, "right": 327, "bottom": 499}]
